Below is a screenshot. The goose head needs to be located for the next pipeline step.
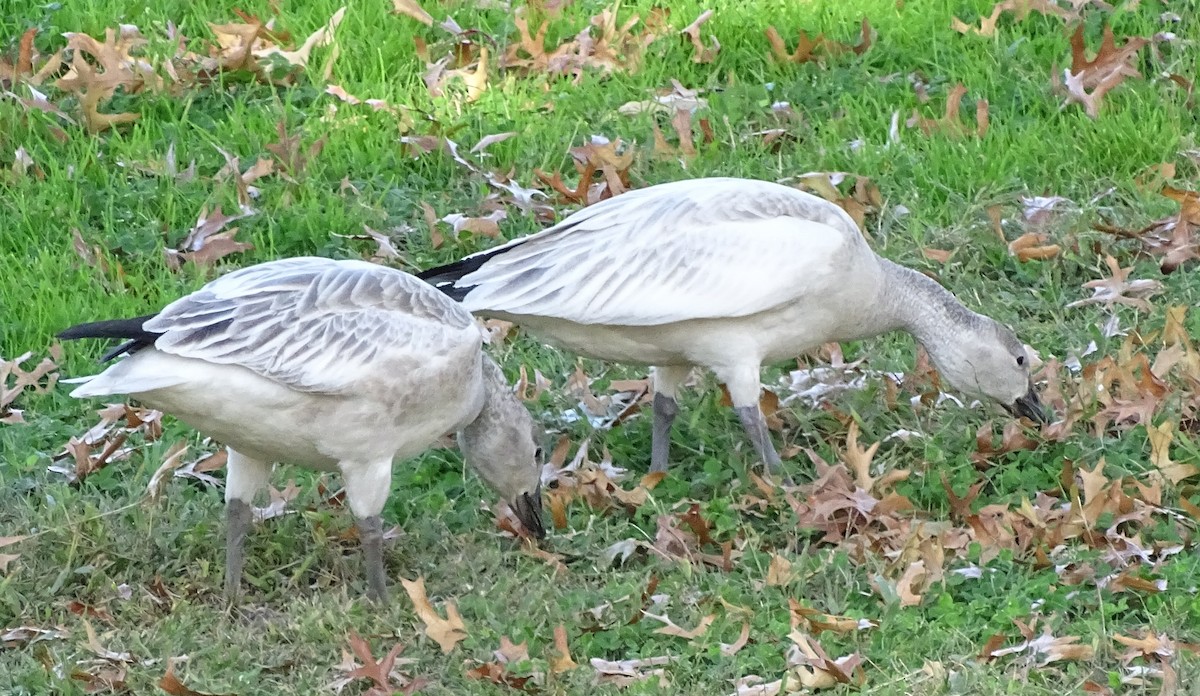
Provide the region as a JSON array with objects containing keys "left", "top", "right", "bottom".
[
  {"left": 929, "top": 318, "right": 1047, "bottom": 424},
  {"left": 459, "top": 371, "right": 546, "bottom": 539}
]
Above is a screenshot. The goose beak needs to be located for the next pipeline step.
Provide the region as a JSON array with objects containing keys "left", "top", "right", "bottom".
[
  {"left": 512, "top": 484, "right": 546, "bottom": 540},
  {"left": 1004, "top": 388, "right": 1048, "bottom": 424}
]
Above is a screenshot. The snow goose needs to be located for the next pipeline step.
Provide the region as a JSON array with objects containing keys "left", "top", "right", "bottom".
[
  {"left": 419, "top": 177, "right": 1047, "bottom": 476},
  {"left": 58, "top": 257, "right": 545, "bottom": 602}
]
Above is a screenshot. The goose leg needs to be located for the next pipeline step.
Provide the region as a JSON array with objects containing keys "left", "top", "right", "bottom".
[
  {"left": 734, "top": 405, "right": 784, "bottom": 475},
  {"left": 224, "top": 449, "right": 271, "bottom": 601},
  {"left": 357, "top": 515, "right": 387, "bottom": 603},
  {"left": 650, "top": 393, "right": 679, "bottom": 473},
  {"left": 650, "top": 365, "right": 691, "bottom": 473},
  {"left": 225, "top": 500, "right": 253, "bottom": 601},
  {"left": 342, "top": 460, "right": 393, "bottom": 603},
  {"left": 716, "top": 363, "right": 790, "bottom": 483}
]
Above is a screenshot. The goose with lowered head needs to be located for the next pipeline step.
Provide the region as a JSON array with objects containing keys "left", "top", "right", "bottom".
[
  {"left": 419, "top": 177, "right": 1047, "bottom": 477},
  {"left": 58, "top": 257, "right": 545, "bottom": 602}
]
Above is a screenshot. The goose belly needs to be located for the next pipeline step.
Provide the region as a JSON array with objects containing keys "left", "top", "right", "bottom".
[
  {"left": 502, "top": 298, "right": 866, "bottom": 368},
  {"left": 109, "top": 352, "right": 483, "bottom": 469}
]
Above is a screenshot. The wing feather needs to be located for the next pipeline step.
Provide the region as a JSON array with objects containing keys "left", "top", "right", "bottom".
[
  {"left": 449, "top": 178, "right": 868, "bottom": 326},
  {"left": 145, "top": 257, "right": 479, "bottom": 393}
]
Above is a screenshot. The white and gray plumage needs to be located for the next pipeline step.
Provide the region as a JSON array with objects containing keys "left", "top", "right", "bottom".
[
  {"left": 419, "top": 177, "right": 1047, "bottom": 477},
  {"left": 58, "top": 257, "right": 545, "bottom": 602}
]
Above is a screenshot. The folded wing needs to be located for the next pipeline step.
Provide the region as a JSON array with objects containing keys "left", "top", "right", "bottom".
[{"left": 147, "top": 257, "right": 479, "bottom": 394}]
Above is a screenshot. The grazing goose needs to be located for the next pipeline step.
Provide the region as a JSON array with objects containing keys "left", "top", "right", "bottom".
[
  {"left": 419, "top": 177, "right": 1047, "bottom": 476},
  {"left": 58, "top": 257, "right": 545, "bottom": 602}
]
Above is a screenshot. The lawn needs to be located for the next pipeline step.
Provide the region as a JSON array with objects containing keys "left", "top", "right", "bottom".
[{"left": 2, "top": 0, "right": 1200, "bottom": 693}]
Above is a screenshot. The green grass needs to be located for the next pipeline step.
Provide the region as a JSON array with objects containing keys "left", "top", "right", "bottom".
[{"left": 3, "top": 0, "right": 1200, "bottom": 693}]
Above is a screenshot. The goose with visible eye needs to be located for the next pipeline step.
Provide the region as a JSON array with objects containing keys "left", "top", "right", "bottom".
[
  {"left": 58, "top": 257, "right": 545, "bottom": 603},
  {"left": 419, "top": 177, "right": 1048, "bottom": 477}
]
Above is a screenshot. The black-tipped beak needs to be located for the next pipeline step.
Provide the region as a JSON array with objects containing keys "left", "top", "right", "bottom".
[
  {"left": 1005, "top": 388, "right": 1049, "bottom": 424},
  {"left": 512, "top": 484, "right": 546, "bottom": 540}
]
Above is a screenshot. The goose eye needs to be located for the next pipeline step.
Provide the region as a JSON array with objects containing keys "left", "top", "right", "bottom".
[{"left": 1016, "top": 355, "right": 1025, "bottom": 366}]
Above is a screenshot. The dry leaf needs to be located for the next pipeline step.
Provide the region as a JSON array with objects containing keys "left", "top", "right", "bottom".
[
  {"left": 400, "top": 576, "right": 468, "bottom": 653},
  {"left": 952, "top": 0, "right": 1066, "bottom": 36},
  {"left": 1008, "top": 232, "right": 1061, "bottom": 261},
  {"left": 645, "top": 611, "right": 715, "bottom": 640},
  {"left": 591, "top": 656, "right": 672, "bottom": 688},
  {"left": 549, "top": 624, "right": 578, "bottom": 672},
  {"left": 1066, "top": 255, "right": 1163, "bottom": 312},
  {"left": 765, "top": 552, "right": 797, "bottom": 586},
  {"left": 392, "top": 0, "right": 433, "bottom": 25},
  {"left": 680, "top": 10, "right": 720, "bottom": 63},
  {"left": 1055, "top": 23, "right": 1147, "bottom": 118},
  {"left": 0, "top": 535, "right": 27, "bottom": 574},
  {"left": 465, "top": 662, "right": 535, "bottom": 692},
  {"left": 786, "top": 631, "right": 866, "bottom": 688},
  {"left": 330, "top": 631, "right": 420, "bottom": 696},
  {"left": 907, "top": 83, "right": 988, "bottom": 138},
  {"left": 158, "top": 658, "right": 233, "bottom": 696},
  {"left": 1147, "top": 421, "right": 1199, "bottom": 483},
  {"left": 720, "top": 621, "right": 751, "bottom": 656},
  {"left": 765, "top": 17, "right": 871, "bottom": 64},
  {"left": 2, "top": 350, "right": 59, "bottom": 424}
]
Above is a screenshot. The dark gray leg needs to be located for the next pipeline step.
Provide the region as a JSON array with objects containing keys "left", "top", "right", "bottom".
[
  {"left": 650, "top": 392, "right": 679, "bottom": 473},
  {"left": 225, "top": 499, "right": 253, "bottom": 601},
  {"left": 735, "top": 405, "right": 785, "bottom": 477},
  {"left": 357, "top": 515, "right": 388, "bottom": 603}
]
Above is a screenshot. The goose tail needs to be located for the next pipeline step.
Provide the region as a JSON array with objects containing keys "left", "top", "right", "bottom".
[{"left": 57, "top": 315, "right": 162, "bottom": 362}]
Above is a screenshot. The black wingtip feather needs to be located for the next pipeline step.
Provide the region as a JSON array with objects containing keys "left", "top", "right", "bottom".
[
  {"left": 417, "top": 246, "right": 512, "bottom": 302},
  {"left": 58, "top": 314, "right": 163, "bottom": 362}
]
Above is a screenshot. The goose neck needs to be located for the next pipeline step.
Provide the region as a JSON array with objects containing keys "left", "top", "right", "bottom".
[{"left": 876, "top": 258, "right": 981, "bottom": 347}]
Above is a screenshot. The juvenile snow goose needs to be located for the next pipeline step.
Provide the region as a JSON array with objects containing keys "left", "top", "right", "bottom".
[
  {"left": 419, "top": 177, "right": 1047, "bottom": 476},
  {"left": 58, "top": 257, "right": 545, "bottom": 602}
]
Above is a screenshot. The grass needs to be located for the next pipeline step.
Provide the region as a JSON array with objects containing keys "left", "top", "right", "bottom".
[{"left": 2, "top": 0, "right": 1200, "bottom": 693}]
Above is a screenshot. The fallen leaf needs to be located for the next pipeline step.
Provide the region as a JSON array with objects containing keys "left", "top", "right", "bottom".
[
  {"left": 907, "top": 83, "right": 988, "bottom": 138},
  {"left": 765, "top": 553, "right": 797, "bottom": 586},
  {"left": 921, "top": 247, "right": 954, "bottom": 263},
  {"left": 1008, "top": 232, "right": 1061, "bottom": 261},
  {"left": 720, "top": 621, "right": 752, "bottom": 656},
  {"left": 644, "top": 611, "right": 715, "bottom": 640},
  {"left": 786, "top": 631, "right": 866, "bottom": 688},
  {"left": 765, "top": 17, "right": 871, "bottom": 64},
  {"left": 329, "top": 631, "right": 420, "bottom": 696},
  {"left": 251, "top": 481, "right": 301, "bottom": 522},
  {"left": 392, "top": 0, "right": 433, "bottom": 25},
  {"left": 1066, "top": 255, "right": 1163, "bottom": 312},
  {"left": 158, "top": 658, "right": 233, "bottom": 696},
  {"left": 986, "top": 618, "right": 1096, "bottom": 666},
  {"left": 1055, "top": 23, "right": 1147, "bottom": 118},
  {"left": 896, "top": 560, "right": 929, "bottom": 607},
  {"left": 2, "top": 350, "right": 59, "bottom": 424},
  {"left": 465, "top": 662, "right": 535, "bottom": 692},
  {"left": 952, "top": 0, "right": 1066, "bottom": 36},
  {"left": 145, "top": 440, "right": 190, "bottom": 501},
  {"left": 0, "top": 535, "right": 27, "bottom": 574},
  {"left": 1147, "top": 421, "right": 1199, "bottom": 483},
  {"left": 400, "top": 576, "right": 468, "bottom": 653},
  {"left": 1, "top": 625, "right": 69, "bottom": 648},
  {"left": 591, "top": 656, "right": 672, "bottom": 688},
  {"left": 680, "top": 10, "right": 720, "bottom": 63},
  {"left": 549, "top": 624, "right": 578, "bottom": 672}
]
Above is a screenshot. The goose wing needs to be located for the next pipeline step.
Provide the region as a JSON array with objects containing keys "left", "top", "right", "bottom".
[
  {"left": 146, "top": 257, "right": 479, "bottom": 394},
  {"left": 427, "top": 178, "right": 868, "bottom": 326}
]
